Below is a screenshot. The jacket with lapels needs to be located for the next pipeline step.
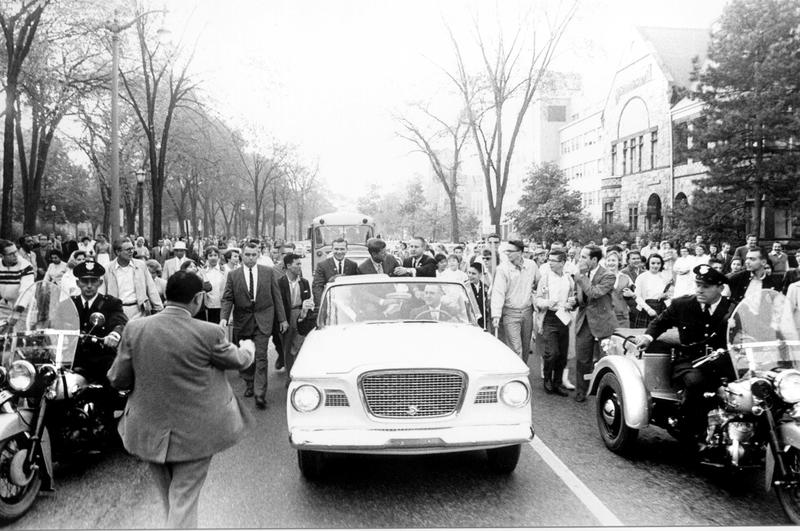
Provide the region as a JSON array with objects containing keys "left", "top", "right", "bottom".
[{"left": 220, "top": 264, "right": 287, "bottom": 337}]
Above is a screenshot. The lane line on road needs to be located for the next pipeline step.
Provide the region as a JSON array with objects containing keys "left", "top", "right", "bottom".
[{"left": 529, "top": 435, "right": 624, "bottom": 526}]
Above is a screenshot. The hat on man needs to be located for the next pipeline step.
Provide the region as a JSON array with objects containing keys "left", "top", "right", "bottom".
[
  {"left": 173, "top": 241, "right": 187, "bottom": 250},
  {"left": 693, "top": 264, "right": 727, "bottom": 285},
  {"left": 73, "top": 260, "right": 105, "bottom": 280},
  {"left": 508, "top": 240, "right": 525, "bottom": 252}
]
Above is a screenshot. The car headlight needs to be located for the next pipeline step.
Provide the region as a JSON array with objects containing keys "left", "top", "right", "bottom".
[
  {"left": 776, "top": 370, "right": 800, "bottom": 404},
  {"left": 291, "top": 384, "right": 322, "bottom": 412},
  {"left": 499, "top": 380, "right": 530, "bottom": 407},
  {"left": 8, "top": 360, "right": 35, "bottom": 392}
]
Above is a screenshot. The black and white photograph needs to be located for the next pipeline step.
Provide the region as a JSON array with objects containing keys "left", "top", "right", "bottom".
[{"left": 0, "top": 0, "right": 799, "bottom": 527}]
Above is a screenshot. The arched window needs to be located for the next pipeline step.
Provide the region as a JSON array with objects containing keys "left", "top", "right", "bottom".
[
  {"left": 646, "top": 194, "right": 662, "bottom": 231},
  {"left": 674, "top": 192, "right": 688, "bottom": 207}
]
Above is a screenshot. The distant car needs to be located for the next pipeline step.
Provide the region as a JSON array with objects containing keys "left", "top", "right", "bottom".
[{"left": 286, "top": 275, "right": 533, "bottom": 479}]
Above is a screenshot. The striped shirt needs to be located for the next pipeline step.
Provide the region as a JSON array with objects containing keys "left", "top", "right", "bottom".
[{"left": 0, "top": 258, "right": 35, "bottom": 306}]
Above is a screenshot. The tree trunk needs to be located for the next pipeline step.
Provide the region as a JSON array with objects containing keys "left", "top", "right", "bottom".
[
  {"left": 272, "top": 192, "right": 278, "bottom": 239},
  {"left": 448, "top": 193, "right": 459, "bottom": 243},
  {"left": 151, "top": 185, "right": 163, "bottom": 241},
  {"left": 2, "top": 85, "right": 17, "bottom": 238},
  {"left": 282, "top": 199, "right": 288, "bottom": 240}
]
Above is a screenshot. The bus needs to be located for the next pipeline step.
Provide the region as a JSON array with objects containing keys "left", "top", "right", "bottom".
[{"left": 307, "top": 212, "right": 376, "bottom": 273}]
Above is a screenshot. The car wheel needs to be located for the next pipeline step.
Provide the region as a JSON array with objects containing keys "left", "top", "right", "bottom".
[
  {"left": 486, "top": 444, "right": 521, "bottom": 474},
  {"left": 297, "top": 450, "right": 326, "bottom": 480},
  {"left": 596, "top": 372, "right": 639, "bottom": 453}
]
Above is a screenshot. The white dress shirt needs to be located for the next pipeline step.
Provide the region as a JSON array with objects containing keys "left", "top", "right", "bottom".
[{"left": 244, "top": 265, "right": 258, "bottom": 298}]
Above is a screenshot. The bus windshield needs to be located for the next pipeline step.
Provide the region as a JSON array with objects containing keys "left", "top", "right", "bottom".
[{"left": 313, "top": 225, "right": 373, "bottom": 247}]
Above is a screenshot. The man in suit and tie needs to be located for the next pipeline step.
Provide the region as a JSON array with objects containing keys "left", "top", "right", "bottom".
[
  {"left": 571, "top": 244, "right": 618, "bottom": 402},
  {"left": 413, "top": 284, "right": 458, "bottom": 321},
  {"left": 278, "top": 253, "right": 314, "bottom": 376},
  {"left": 220, "top": 243, "right": 288, "bottom": 409},
  {"left": 635, "top": 265, "right": 732, "bottom": 439},
  {"left": 393, "top": 236, "right": 437, "bottom": 277},
  {"left": 70, "top": 261, "right": 128, "bottom": 385},
  {"left": 312, "top": 237, "right": 358, "bottom": 305},
  {"left": 150, "top": 239, "right": 170, "bottom": 266},
  {"left": 108, "top": 272, "right": 255, "bottom": 528},
  {"left": 357, "top": 237, "right": 400, "bottom": 275},
  {"left": 162, "top": 241, "right": 189, "bottom": 281}
]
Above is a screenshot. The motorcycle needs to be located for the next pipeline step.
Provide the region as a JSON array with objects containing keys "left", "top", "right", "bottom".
[
  {"left": 589, "top": 289, "right": 800, "bottom": 523},
  {"left": 0, "top": 281, "right": 124, "bottom": 522}
]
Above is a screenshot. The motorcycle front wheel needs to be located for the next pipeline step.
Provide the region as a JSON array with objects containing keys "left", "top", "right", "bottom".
[
  {"left": 0, "top": 434, "right": 43, "bottom": 522},
  {"left": 776, "top": 447, "right": 800, "bottom": 524}
]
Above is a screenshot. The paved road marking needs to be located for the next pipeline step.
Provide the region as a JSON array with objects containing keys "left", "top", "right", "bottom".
[{"left": 529, "top": 436, "right": 624, "bottom": 526}]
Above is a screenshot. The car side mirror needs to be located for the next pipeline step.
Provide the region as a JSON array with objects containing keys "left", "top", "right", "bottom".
[{"left": 89, "top": 312, "right": 106, "bottom": 328}]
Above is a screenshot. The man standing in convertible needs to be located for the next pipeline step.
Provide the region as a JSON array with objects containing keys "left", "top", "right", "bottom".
[{"left": 634, "top": 264, "right": 733, "bottom": 442}]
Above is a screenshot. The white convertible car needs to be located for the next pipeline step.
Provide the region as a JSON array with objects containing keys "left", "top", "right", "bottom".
[{"left": 286, "top": 275, "right": 533, "bottom": 479}]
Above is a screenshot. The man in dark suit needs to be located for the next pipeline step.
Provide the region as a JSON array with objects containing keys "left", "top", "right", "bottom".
[
  {"left": 728, "top": 247, "right": 780, "bottom": 306},
  {"left": 220, "top": 243, "right": 288, "bottom": 409},
  {"left": 357, "top": 237, "right": 400, "bottom": 275},
  {"left": 108, "top": 272, "right": 255, "bottom": 528},
  {"left": 312, "top": 237, "right": 358, "bottom": 305},
  {"left": 70, "top": 261, "right": 128, "bottom": 385},
  {"left": 635, "top": 265, "right": 732, "bottom": 438},
  {"left": 278, "top": 253, "right": 314, "bottom": 376},
  {"left": 413, "top": 284, "right": 458, "bottom": 321},
  {"left": 572, "top": 245, "right": 617, "bottom": 402},
  {"left": 150, "top": 239, "right": 170, "bottom": 267},
  {"left": 394, "top": 236, "right": 437, "bottom": 277}
]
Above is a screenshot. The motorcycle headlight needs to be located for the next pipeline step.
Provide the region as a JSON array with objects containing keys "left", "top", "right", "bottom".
[
  {"left": 8, "top": 360, "right": 35, "bottom": 392},
  {"left": 291, "top": 385, "right": 322, "bottom": 412},
  {"left": 775, "top": 370, "right": 800, "bottom": 404},
  {"left": 500, "top": 380, "right": 530, "bottom": 407}
]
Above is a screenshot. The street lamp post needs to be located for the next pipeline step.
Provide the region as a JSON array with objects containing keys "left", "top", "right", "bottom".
[
  {"left": 107, "top": 10, "right": 169, "bottom": 244},
  {"left": 136, "top": 168, "right": 146, "bottom": 238},
  {"left": 240, "top": 203, "right": 246, "bottom": 238},
  {"left": 50, "top": 205, "right": 57, "bottom": 234}
]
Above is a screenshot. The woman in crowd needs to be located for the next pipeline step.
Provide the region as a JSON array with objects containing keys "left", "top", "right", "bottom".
[
  {"left": 660, "top": 240, "right": 676, "bottom": 274},
  {"left": 145, "top": 259, "right": 167, "bottom": 302},
  {"left": 434, "top": 254, "right": 448, "bottom": 276},
  {"left": 605, "top": 251, "right": 634, "bottom": 328},
  {"left": 94, "top": 234, "right": 111, "bottom": 267},
  {"left": 672, "top": 245, "right": 696, "bottom": 298},
  {"left": 223, "top": 248, "right": 241, "bottom": 274},
  {"left": 43, "top": 250, "right": 68, "bottom": 286},
  {"left": 633, "top": 253, "right": 672, "bottom": 327},
  {"left": 133, "top": 236, "right": 150, "bottom": 260}
]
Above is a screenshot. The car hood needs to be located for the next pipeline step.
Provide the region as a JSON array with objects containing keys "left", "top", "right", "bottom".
[{"left": 292, "top": 322, "right": 528, "bottom": 376}]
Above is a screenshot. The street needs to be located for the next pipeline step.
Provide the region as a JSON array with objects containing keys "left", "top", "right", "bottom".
[{"left": 6, "top": 346, "right": 793, "bottom": 529}]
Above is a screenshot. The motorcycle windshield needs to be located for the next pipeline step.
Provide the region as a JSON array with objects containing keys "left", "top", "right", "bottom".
[
  {"left": 2, "top": 281, "right": 80, "bottom": 368},
  {"left": 727, "top": 290, "right": 800, "bottom": 377}
]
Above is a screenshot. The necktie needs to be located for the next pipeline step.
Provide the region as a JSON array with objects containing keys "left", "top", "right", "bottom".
[
  {"left": 413, "top": 257, "right": 418, "bottom": 269},
  {"left": 84, "top": 300, "right": 90, "bottom": 313},
  {"left": 337, "top": 260, "right": 342, "bottom": 275},
  {"left": 703, "top": 304, "right": 712, "bottom": 318},
  {"left": 248, "top": 268, "right": 254, "bottom": 301}
]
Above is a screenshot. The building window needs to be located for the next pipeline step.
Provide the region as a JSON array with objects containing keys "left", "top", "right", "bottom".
[
  {"left": 611, "top": 144, "right": 617, "bottom": 176},
  {"left": 672, "top": 122, "right": 690, "bottom": 165},
  {"left": 628, "top": 206, "right": 639, "bottom": 231},
  {"left": 603, "top": 202, "right": 615, "bottom": 225},
  {"left": 638, "top": 135, "right": 643, "bottom": 171},
  {"left": 630, "top": 141, "right": 636, "bottom": 173},
  {"left": 622, "top": 141, "right": 628, "bottom": 175},
  {"left": 650, "top": 130, "right": 658, "bottom": 168}
]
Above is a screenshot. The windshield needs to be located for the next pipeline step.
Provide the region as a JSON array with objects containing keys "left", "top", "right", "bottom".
[
  {"left": 319, "top": 281, "right": 477, "bottom": 326},
  {"left": 727, "top": 290, "right": 800, "bottom": 377},
  {"left": 2, "top": 281, "right": 80, "bottom": 367},
  {"left": 313, "top": 225, "right": 373, "bottom": 248}
]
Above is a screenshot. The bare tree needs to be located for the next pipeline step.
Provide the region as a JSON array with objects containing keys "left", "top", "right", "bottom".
[
  {"left": 0, "top": 0, "right": 51, "bottom": 237},
  {"left": 285, "top": 159, "right": 319, "bottom": 241},
  {"left": 397, "top": 104, "right": 470, "bottom": 242},
  {"left": 119, "top": 8, "right": 201, "bottom": 241},
  {"left": 446, "top": 3, "right": 577, "bottom": 233}
]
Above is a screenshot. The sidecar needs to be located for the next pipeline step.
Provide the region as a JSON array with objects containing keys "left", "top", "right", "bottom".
[{"left": 587, "top": 327, "right": 683, "bottom": 453}]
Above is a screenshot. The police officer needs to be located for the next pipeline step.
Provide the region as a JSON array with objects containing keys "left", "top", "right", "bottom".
[
  {"left": 634, "top": 264, "right": 733, "bottom": 439},
  {"left": 71, "top": 261, "right": 128, "bottom": 385}
]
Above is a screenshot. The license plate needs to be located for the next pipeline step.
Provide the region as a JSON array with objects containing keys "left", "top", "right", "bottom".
[{"left": 0, "top": 390, "right": 13, "bottom": 405}]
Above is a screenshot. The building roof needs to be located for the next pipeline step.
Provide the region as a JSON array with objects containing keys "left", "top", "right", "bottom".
[{"left": 636, "top": 26, "right": 710, "bottom": 89}]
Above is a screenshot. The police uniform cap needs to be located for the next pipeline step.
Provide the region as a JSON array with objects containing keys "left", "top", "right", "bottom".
[
  {"left": 74, "top": 260, "right": 105, "bottom": 279},
  {"left": 693, "top": 264, "right": 727, "bottom": 285}
]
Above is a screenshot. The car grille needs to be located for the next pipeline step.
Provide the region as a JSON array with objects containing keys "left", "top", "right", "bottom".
[
  {"left": 359, "top": 370, "right": 466, "bottom": 418},
  {"left": 474, "top": 386, "right": 498, "bottom": 404},
  {"left": 324, "top": 389, "right": 350, "bottom": 407}
]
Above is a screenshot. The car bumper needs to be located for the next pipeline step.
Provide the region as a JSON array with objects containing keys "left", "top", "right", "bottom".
[{"left": 289, "top": 423, "right": 534, "bottom": 454}]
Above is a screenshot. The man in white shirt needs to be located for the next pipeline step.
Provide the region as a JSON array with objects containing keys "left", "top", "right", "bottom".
[
  {"left": 103, "top": 239, "right": 164, "bottom": 320},
  {"left": 490, "top": 240, "right": 539, "bottom": 363}
]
